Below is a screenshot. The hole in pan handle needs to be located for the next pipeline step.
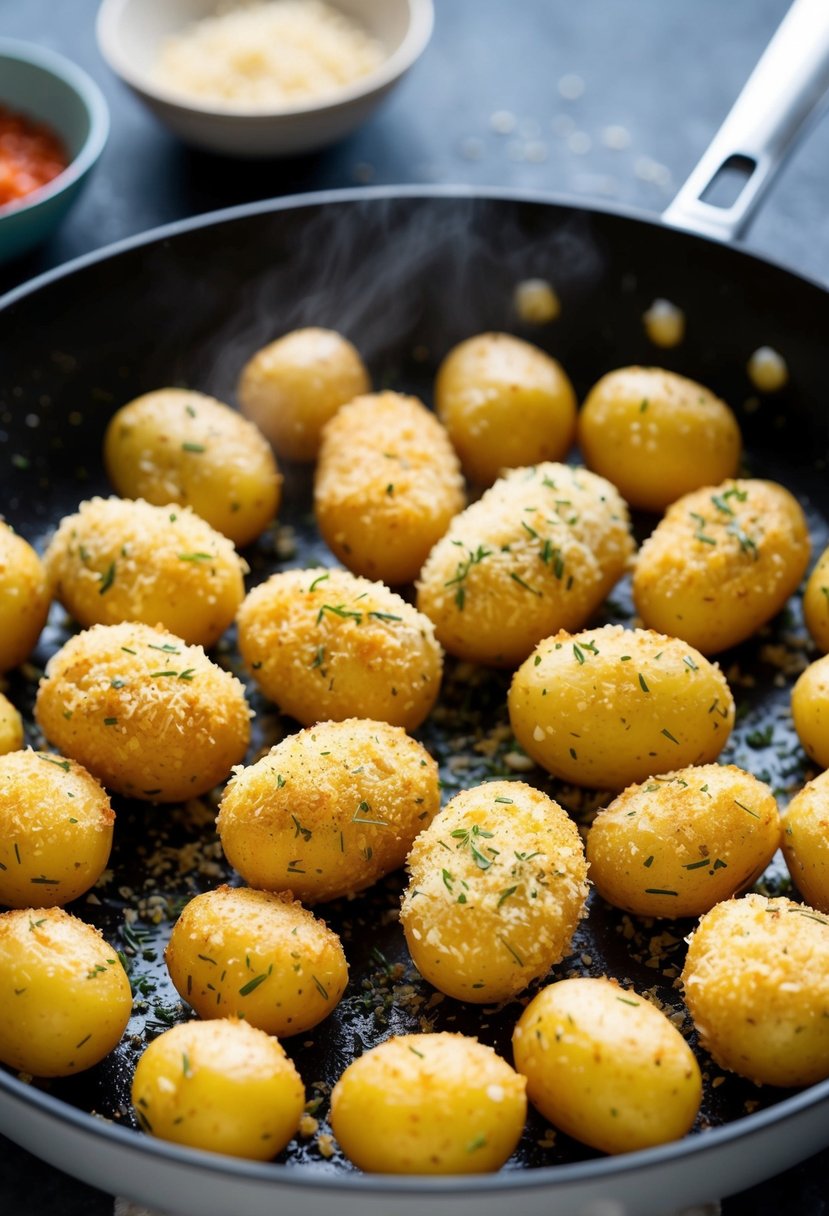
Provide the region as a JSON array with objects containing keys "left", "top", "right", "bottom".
[{"left": 663, "top": 0, "right": 829, "bottom": 244}]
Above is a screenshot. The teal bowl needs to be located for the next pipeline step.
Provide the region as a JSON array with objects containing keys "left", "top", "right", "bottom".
[{"left": 0, "top": 40, "right": 109, "bottom": 263}]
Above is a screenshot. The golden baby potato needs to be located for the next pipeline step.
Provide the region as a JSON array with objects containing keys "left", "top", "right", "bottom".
[
  {"left": 586, "top": 764, "right": 780, "bottom": 919},
  {"left": 416, "top": 463, "right": 634, "bottom": 668},
  {"left": 781, "top": 770, "right": 829, "bottom": 912},
  {"left": 35, "top": 621, "right": 250, "bottom": 802},
  {"left": 578, "top": 367, "right": 741, "bottom": 512},
  {"left": 791, "top": 654, "right": 829, "bottom": 771},
  {"left": 512, "top": 977, "right": 702, "bottom": 1155},
  {"left": 682, "top": 894, "right": 829, "bottom": 1087},
  {"left": 434, "top": 332, "right": 577, "bottom": 485},
  {"left": 0, "top": 693, "right": 23, "bottom": 756},
  {"left": 330, "top": 1033, "right": 526, "bottom": 1174},
  {"left": 0, "top": 750, "right": 114, "bottom": 908},
  {"left": 802, "top": 545, "right": 829, "bottom": 653},
  {"left": 314, "top": 392, "right": 465, "bottom": 585},
  {"left": 400, "top": 781, "right": 588, "bottom": 1004},
  {"left": 132, "top": 1018, "right": 305, "bottom": 1160},
  {"left": 0, "top": 520, "right": 50, "bottom": 673},
  {"left": 166, "top": 886, "right": 348, "bottom": 1037},
  {"left": 218, "top": 718, "right": 439, "bottom": 903},
  {"left": 633, "top": 480, "right": 810, "bottom": 654},
  {"left": 44, "top": 496, "right": 246, "bottom": 649},
  {"left": 508, "top": 625, "right": 734, "bottom": 791},
  {"left": 237, "top": 567, "right": 442, "bottom": 730},
  {"left": 237, "top": 327, "right": 370, "bottom": 461},
  {"left": 102, "top": 388, "right": 281, "bottom": 547},
  {"left": 0, "top": 906, "right": 131, "bottom": 1076}
]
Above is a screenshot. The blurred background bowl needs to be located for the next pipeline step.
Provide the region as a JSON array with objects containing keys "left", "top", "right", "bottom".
[
  {"left": 96, "top": 0, "right": 434, "bottom": 158},
  {"left": 0, "top": 41, "right": 109, "bottom": 265}
]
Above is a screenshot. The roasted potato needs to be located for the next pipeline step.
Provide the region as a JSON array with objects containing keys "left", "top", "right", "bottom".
[
  {"left": 0, "top": 693, "right": 23, "bottom": 756},
  {"left": 791, "top": 654, "right": 829, "bottom": 771},
  {"left": 0, "top": 520, "right": 50, "bottom": 673},
  {"left": 781, "top": 770, "right": 829, "bottom": 912}
]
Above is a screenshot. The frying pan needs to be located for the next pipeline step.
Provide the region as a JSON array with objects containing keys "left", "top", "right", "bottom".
[{"left": 2, "top": 2, "right": 829, "bottom": 1214}]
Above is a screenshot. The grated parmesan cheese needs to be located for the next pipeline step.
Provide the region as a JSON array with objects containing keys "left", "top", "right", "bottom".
[{"left": 153, "top": 0, "right": 386, "bottom": 110}]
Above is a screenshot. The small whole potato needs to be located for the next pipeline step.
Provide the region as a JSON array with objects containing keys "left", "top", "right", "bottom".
[
  {"left": 131, "top": 1018, "right": 305, "bottom": 1160},
  {"left": 781, "top": 770, "right": 829, "bottom": 912},
  {"left": 237, "top": 327, "right": 370, "bottom": 461},
  {"left": 633, "top": 480, "right": 810, "bottom": 654},
  {"left": 803, "top": 545, "right": 829, "bottom": 654},
  {"left": 0, "top": 750, "right": 114, "bottom": 908},
  {"left": 586, "top": 764, "right": 780, "bottom": 919},
  {"left": 578, "top": 367, "right": 741, "bottom": 511},
  {"left": 400, "top": 781, "right": 588, "bottom": 1003},
  {"left": 791, "top": 654, "right": 829, "bottom": 771},
  {"left": 0, "top": 520, "right": 50, "bottom": 673},
  {"left": 512, "top": 977, "right": 702, "bottom": 1155},
  {"left": 35, "top": 621, "right": 250, "bottom": 802},
  {"left": 330, "top": 1033, "right": 526, "bottom": 1174},
  {"left": 314, "top": 392, "right": 465, "bottom": 585},
  {"left": 218, "top": 718, "right": 439, "bottom": 903},
  {"left": 44, "top": 496, "right": 246, "bottom": 648},
  {"left": 0, "top": 693, "right": 23, "bottom": 756},
  {"left": 508, "top": 625, "right": 735, "bottom": 791},
  {"left": 103, "top": 388, "right": 281, "bottom": 547},
  {"left": 416, "top": 463, "right": 634, "bottom": 668},
  {"left": 237, "top": 567, "right": 442, "bottom": 730},
  {"left": 682, "top": 894, "right": 829, "bottom": 1087},
  {"left": 165, "top": 886, "right": 348, "bottom": 1037},
  {"left": 0, "top": 906, "right": 131, "bottom": 1076},
  {"left": 434, "top": 332, "right": 577, "bottom": 485}
]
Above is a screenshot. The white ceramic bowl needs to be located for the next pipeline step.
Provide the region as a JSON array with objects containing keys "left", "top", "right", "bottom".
[{"left": 96, "top": 0, "right": 433, "bottom": 158}]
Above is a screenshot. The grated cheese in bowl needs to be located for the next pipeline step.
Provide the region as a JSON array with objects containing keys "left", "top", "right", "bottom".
[{"left": 152, "top": 0, "right": 386, "bottom": 110}]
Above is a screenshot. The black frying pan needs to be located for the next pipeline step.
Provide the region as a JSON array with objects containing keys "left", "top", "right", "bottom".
[{"left": 2, "top": 5, "right": 829, "bottom": 1215}]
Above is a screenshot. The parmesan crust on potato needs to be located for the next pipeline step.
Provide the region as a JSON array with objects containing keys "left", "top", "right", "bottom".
[
  {"left": 400, "top": 781, "right": 588, "bottom": 1003},
  {"left": 237, "top": 567, "right": 443, "bottom": 729},
  {"left": 45, "top": 496, "right": 246, "bottom": 648},
  {"left": 218, "top": 718, "right": 440, "bottom": 903},
  {"left": 35, "top": 621, "right": 250, "bottom": 802},
  {"left": 314, "top": 392, "right": 465, "bottom": 585},
  {"left": 416, "top": 463, "right": 633, "bottom": 668}
]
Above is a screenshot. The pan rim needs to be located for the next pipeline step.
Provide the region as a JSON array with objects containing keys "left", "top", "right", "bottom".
[{"left": 2, "top": 182, "right": 828, "bottom": 318}]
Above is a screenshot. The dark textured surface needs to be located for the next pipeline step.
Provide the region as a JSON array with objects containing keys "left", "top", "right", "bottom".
[{"left": 2, "top": 2, "right": 829, "bottom": 1213}]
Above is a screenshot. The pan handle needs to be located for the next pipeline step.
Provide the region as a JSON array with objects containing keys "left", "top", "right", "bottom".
[{"left": 663, "top": 0, "right": 829, "bottom": 242}]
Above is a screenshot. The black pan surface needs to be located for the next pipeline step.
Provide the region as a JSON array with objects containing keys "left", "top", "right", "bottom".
[{"left": 2, "top": 188, "right": 829, "bottom": 1184}]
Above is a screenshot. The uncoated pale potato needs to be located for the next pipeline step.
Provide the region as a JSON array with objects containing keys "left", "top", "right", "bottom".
[
  {"left": 782, "top": 770, "right": 829, "bottom": 912},
  {"left": 35, "top": 621, "right": 250, "bottom": 802},
  {"left": 578, "top": 367, "right": 741, "bottom": 511},
  {"left": 416, "top": 463, "right": 633, "bottom": 668},
  {"left": 165, "top": 886, "right": 348, "bottom": 1037},
  {"left": 802, "top": 545, "right": 829, "bottom": 654},
  {"left": 400, "top": 781, "right": 588, "bottom": 1003},
  {"left": 44, "top": 496, "right": 246, "bottom": 648},
  {"left": 586, "top": 764, "right": 780, "bottom": 919},
  {"left": 0, "top": 906, "right": 131, "bottom": 1076},
  {"left": 237, "top": 327, "right": 370, "bottom": 461},
  {"left": 218, "top": 718, "right": 440, "bottom": 903},
  {"left": 434, "top": 332, "right": 577, "bottom": 485},
  {"left": 330, "top": 1033, "right": 527, "bottom": 1174},
  {"left": 237, "top": 567, "right": 442, "bottom": 730},
  {"left": 682, "top": 894, "right": 829, "bottom": 1087},
  {"left": 314, "top": 392, "right": 465, "bottom": 585},
  {"left": 508, "top": 625, "right": 734, "bottom": 790},
  {"left": 0, "top": 520, "right": 50, "bottom": 673},
  {"left": 633, "top": 480, "right": 810, "bottom": 654},
  {"left": 0, "top": 693, "right": 23, "bottom": 756},
  {"left": 0, "top": 750, "right": 114, "bottom": 908},
  {"left": 132, "top": 1019, "right": 305, "bottom": 1160},
  {"left": 512, "top": 977, "right": 701, "bottom": 1155},
  {"left": 103, "top": 388, "right": 282, "bottom": 547}
]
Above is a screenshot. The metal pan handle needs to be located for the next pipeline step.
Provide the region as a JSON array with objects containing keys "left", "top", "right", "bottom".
[{"left": 663, "top": 0, "right": 829, "bottom": 242}]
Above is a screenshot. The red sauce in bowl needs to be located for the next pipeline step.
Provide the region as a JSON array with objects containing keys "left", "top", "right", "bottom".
[{"left": 0, "top": 104, "right": 69, "bottom": 208}]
